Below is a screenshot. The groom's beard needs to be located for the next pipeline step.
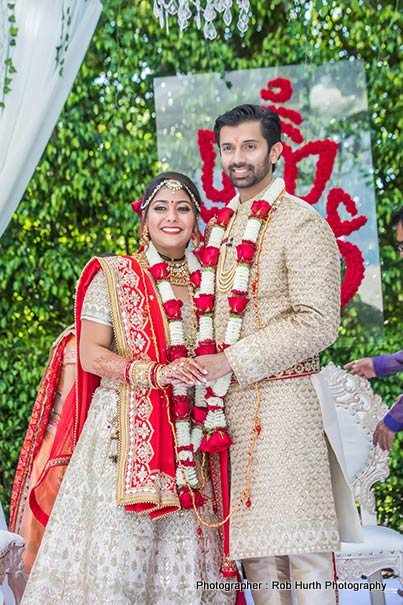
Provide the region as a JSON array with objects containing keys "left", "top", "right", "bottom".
[{"left": 226, "top": 155, "right": 272, "bottom": 189}]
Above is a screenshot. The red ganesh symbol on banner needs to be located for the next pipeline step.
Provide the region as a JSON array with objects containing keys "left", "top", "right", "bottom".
[{"left": 197, "top": 76, "right": 368, "bottom": 308}]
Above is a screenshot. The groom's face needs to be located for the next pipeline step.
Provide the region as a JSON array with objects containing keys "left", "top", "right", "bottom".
[{"left": 218, "top": 121, "right": 272, "bottom": 190}]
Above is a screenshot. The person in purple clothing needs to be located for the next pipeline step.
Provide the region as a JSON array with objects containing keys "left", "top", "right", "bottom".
[{"left": 345, "top": 206, "right": 403, "bottom": 451}]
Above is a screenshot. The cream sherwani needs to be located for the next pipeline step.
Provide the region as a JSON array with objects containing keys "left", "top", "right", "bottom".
[{"left": 214, "top": 178, "right": 362, "bottom": 564}]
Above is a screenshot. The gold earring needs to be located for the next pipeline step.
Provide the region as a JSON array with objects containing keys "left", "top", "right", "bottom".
[
  {"left": 191, "top": 229, "right": 200, "bottom": 250},
  {"left": 141, "top": 226, "right": 150, "bottom": 249}
]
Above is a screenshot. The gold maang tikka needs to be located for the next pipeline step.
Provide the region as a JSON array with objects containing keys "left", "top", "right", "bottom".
[{"left": 141, "top": 179, "right": 201, "bottom": 212}]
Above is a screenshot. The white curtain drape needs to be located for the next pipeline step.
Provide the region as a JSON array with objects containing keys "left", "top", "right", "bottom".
[{"left": 0, "top": 0, "right": 102, "bottom": 237}]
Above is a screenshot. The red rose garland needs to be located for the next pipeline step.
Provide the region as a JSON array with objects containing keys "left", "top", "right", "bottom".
[
  {"left": 145, "top": 242, "right": 205, "bottom": 508},
  {"left": 282, "top": 140, "right": 339, "bottom": 205},
  {"left": 193, "top": 178, "right": 285, "bottom": 455}
]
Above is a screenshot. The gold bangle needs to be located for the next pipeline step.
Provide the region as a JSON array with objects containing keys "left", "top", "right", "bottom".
[
  {"left": 154, "top": 364, "right": 167, "bottom": 389},
  {"left": 150, "top": 362, "right": 162, "bottom": 389},
  {"left": 128, "top": 360, "right": 155, "bottom": 388},
  {"left": 147, "top": 362, "right": 155, "bottom": 388}
]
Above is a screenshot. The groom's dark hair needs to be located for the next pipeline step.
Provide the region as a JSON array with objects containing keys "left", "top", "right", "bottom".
[{"left": 214, "top": 104, "right": 281, "bottom": 150}]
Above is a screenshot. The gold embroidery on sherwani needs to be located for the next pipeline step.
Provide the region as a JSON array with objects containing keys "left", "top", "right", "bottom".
[{"left": 216, "top": 192, "right": 341, "bottom": 559}]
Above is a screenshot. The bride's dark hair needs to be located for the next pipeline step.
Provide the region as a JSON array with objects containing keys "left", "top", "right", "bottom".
[{"left": 141, "top": 171, "right": 202, "bottom": 218}]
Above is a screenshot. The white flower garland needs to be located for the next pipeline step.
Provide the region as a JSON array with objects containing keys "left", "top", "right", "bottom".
[
  {"left": 145, "top": 241, "right": 201, "bottom": 491},
  {"left": 193, "top": 178, "right": 285, "bottom": 451}
]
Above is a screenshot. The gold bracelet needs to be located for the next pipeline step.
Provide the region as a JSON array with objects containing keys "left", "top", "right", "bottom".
[
  {"left": 154, "top": 364, "right": 168, "bottom": 389},
  {"left": 150, "top": 363, "right": 162, "bottom": 389},
  {"left": 147, "top": 362, "right": 155, "bottom": 388},
  {"left": 128, "top": 360, "right": 155, "bottom": 389}
]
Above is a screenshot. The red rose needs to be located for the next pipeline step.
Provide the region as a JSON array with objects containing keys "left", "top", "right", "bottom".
[
  {"left": 228, "top": 295, "right": 250, "bottom": 316},
  {"left": 131, "top": 198, "right": 142, "bottom": 215},
  {"left": 178, "top": 486, "right": 205, "bottom": 509},
  {"left": 236, "top": 242, "right": 256, "bottom": 264},
  {"left": 251, "top": 199, "right": 272, "bottom": 219},
  {"left": 192, "top": 489, "right": 206, "bottom": 508},
  {"left": 194, "top": 245, "right": 204, "bottom": 261},
  {"left": 260, "top": 77, "right": 293, "bottom": 103},
  {"left": 194, "top": 339, "right": 217, "bottom": 356},
  {"left": 194, "top": 294, "right": 215, "bottom": 313},
  {"left": 199, "top": 429, "right": 233, "bottom": 454},
  {"left": 178, "top": 486, "right": 193, "bottom": 509},
  {"left": 202, "top": 246, "right": 220, "bottom": 267},
  {"left": 177, "top": 444, "right": 193, "bottom": 453},
  {"left": 167, "top": 345, "right": 188, "bottom": 361},
  {"left": 148, "top": 262, "right": 169, "bottom": 281},
  {"left": 216, "top": 207, "right": 235, "bottom": 227},
  {"left": 189, "top": 269, "right": 202, "bottom": 288},
  {"left": 163, "top": 299, "right": 183, "bottom": 321},
  {"left": 173, "top": 395, "right": 192, "bottom": 420},
  {"left": 192, "top": 407, "right": 208, "bottom": 424},
  {"left": 205, "top": 386, "right": 216, "bottom": 399}
]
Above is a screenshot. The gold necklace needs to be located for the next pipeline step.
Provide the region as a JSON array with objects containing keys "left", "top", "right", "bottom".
[
  {"left": 216, "top": 209, "right": 238, "bottom": 293},
  {"left": 182, "top": 284, "right": 198, "bottom": 355},
  {"left": 151, "top": 251, "right": 191, "bottom": 286},
  {"left": 217, "top": 190, "right": 284, "bottom": 293},
  {"left": 217, "top": 199, "right": 257, "bottom": 293},
  {"left": 137, "top": 250, "right": 190, "bottom": 286},
  {"left": 166, "top": 258, "right": 190, "bottom": 286},
  {"left": 216, "top": 182, "right": 277, "bottom": 293}
]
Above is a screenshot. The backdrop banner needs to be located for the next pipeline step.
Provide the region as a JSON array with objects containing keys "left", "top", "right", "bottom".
[{"left": 154, "top": 60, "right": 383, "bottom": 332}]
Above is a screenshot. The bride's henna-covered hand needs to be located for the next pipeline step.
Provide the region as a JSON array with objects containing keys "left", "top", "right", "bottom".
[
  {"left": 91, "top": 354, "right": 127, "bottom": 382},
  {"left": 80, "top": 319, "right": 209, "bottom": 388},
  {"left": 160, "top": 358, "right": 207, "bottom": 387},
  {"left": 174, "top": 353, "right": 232, "bottom": 387},
  {"left": 80, "top": 319, "right": 128, "bottom": 382}
]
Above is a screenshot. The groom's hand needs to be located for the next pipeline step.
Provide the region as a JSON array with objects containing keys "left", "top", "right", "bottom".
[
  {"left": 171, "top": 353, "right": 232, "bottom": 387},
  {"left": 194, "top": 353, "right": 231, "bottom": 382}
]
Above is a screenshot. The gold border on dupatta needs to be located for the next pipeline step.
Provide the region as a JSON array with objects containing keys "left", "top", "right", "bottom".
[
  {"left": 9, "top": 325, "right": 75, "bottom": 532},
  {"left": 96, "top": 257, "right": 131, "bottom": 505},
  {"left": 98, "top": 257, "right": 179, "bottom": 511}
]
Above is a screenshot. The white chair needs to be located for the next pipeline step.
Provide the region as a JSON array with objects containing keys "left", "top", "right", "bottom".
[
  {"left": 320, "top": 363, "right": 403, "bottom": 605},
  {"left": 0, "top": 502, "right": 26, "bottom": 605}
]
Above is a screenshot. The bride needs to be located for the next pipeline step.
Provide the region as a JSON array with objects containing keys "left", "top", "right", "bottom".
[{"left": 21, "top": 172, "right": 235, "bottom": 605}]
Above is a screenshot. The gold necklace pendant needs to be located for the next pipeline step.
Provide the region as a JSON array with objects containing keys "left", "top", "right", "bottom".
[
  {"left": 217, "top": 259, "right": 237, "bottom": 293},
  {"left": 216, "top": 208, "right": 238, "bottom": 293},
  {"left": 216, "top": 189, "right": 284, "bottom": 293},
  {"left": 167, "top": 259, "right": 190, "bottom": 286}
]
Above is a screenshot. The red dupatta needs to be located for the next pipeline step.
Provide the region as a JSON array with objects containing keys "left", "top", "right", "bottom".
[
  {"left": 23, "top": 255, "right": 180, "bottom": 526},
  {"left": 79, "top": 255, "right": 180, "bottom": 517},
  {"left": 9, "top": 326, "right": 75, "bottom": 532}
]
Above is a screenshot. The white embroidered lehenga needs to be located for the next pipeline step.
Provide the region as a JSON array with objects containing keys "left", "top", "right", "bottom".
[{"left": 21, "top": 269, "right": 234, "bottom": 605}]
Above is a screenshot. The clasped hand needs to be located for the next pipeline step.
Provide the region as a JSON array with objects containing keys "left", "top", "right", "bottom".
[{"left": 160, "top": 353, "right": 231, "bottom": 387}]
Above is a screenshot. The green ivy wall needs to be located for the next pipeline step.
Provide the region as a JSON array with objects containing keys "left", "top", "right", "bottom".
[{"left": 0, "top": 0, "right": 401, "bottom": 527}]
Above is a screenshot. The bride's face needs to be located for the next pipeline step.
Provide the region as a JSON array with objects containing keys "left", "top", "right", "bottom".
[{"left": 146, "top": 187, "right": 195, "bottom": 259}]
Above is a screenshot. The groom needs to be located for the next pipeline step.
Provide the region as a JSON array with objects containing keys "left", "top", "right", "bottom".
[{"left": 193, "top": 104, "right": 362, "bottom": 605}]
